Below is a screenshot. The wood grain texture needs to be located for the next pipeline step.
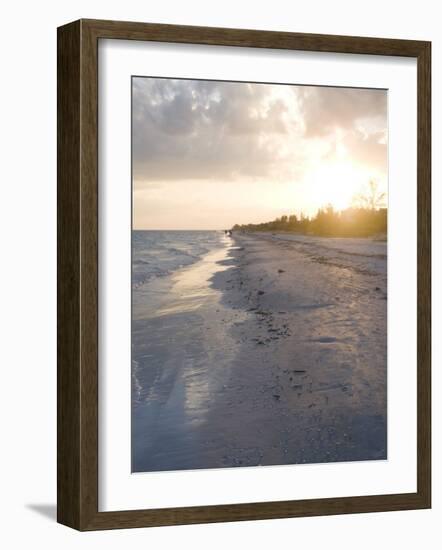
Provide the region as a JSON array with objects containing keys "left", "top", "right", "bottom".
[
  {"left": 79, "top": 18, "right": 100, "bottom": 529},
  {"left": 416, "top": 42, "right": 431, "bottom": 506},
  {"left": 57, "top": 19, "right": 431, "bottom": 531},
  {"left": 83, "top": 18, "right": 428, "bottom": 56},
  {"left": 57, "top": 20, "right": 81, "bottom": 529}
]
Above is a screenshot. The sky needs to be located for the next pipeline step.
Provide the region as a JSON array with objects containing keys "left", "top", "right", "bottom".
[{"left": 132, "top": 77, "right": 387, "bottom": 230}]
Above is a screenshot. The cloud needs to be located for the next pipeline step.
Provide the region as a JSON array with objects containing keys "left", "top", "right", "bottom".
[
  {"left": 298, "top": 86, "right": 387, "bottom": 137},
  {"left": 342, "top": 129, "right": 387, "bottom": 172},
  {"left": 132, "top": 78, "right": 387, "bottom": 191},
  {"left": 132, "top": 78, "right": 304, "bottom": 186},
  {"left": 295, "top": 86, "right": 387, "bottom": 177}
]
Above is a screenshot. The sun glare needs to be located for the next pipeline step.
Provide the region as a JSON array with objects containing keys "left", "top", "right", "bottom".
[{"left": 304, "top": 161, "right": 371, "bottom": 213}]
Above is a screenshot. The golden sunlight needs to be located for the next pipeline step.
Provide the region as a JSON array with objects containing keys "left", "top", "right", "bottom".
[{"left": 304, "top": 161, "right": 374, "bottom": 213}]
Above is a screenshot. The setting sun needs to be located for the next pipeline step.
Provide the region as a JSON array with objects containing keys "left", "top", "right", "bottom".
[
  {"left": 133, "top": 79, "right": 387, "bottom": 229},
  {"left": 131, "top": 76, "right": 388, "bottom": 475},
  {"left": 303, "top": 161, "right": 379, "bottom": 213}
]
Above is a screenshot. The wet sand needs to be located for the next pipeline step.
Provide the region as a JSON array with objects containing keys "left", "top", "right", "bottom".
[{"left": 132, "top": 232, "right": 387, "bottom": 472}]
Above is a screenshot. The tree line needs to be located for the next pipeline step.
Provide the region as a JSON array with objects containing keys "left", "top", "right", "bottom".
[{"left": 232, "top": 181, "right": 387, "bottom": 238}]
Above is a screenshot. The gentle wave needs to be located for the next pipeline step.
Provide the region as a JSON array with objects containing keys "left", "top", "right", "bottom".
[{"left": 132, "top": 230, "right": 225, "bottom": 288}]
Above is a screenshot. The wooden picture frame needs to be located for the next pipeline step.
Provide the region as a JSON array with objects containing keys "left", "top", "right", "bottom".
[{"left": 57, "top": 18, "right": 431, "bottom": 530}]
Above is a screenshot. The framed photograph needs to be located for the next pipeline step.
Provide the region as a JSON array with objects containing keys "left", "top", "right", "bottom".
[{"left": 57, "top": 19, "right": 431, "bottom": 530}]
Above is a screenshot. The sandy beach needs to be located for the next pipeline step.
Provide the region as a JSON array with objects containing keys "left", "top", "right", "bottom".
[{"left": 132, "top": 232, "right": 387, "bottom": 472}]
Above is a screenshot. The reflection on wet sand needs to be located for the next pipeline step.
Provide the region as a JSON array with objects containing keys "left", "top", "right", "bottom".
[
  {"left": 132, "top": 237, "right": 249, "bottom": 471},
  {"left": 155, "top": 245, "right": 234, "bottom": 317},
  {"left": 132, "top": 232, "right": 387, "bottom": 473}
]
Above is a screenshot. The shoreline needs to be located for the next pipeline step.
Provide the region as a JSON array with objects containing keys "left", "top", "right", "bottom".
[
  {"left": 236, "top": 229, "right": 387, "bottom": 240},
  {"left": 132, "top": 231, "right": 387, "bottom": 472}
]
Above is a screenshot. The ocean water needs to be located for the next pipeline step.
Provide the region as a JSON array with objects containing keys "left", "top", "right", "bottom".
[{"left": 132, "top": 230, "right": 225, "bottom": 289}]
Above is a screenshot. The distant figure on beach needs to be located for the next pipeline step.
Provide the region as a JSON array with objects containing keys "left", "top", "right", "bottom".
[{"left": 225, "top": 230, "right": 232, "bottom": 237}]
